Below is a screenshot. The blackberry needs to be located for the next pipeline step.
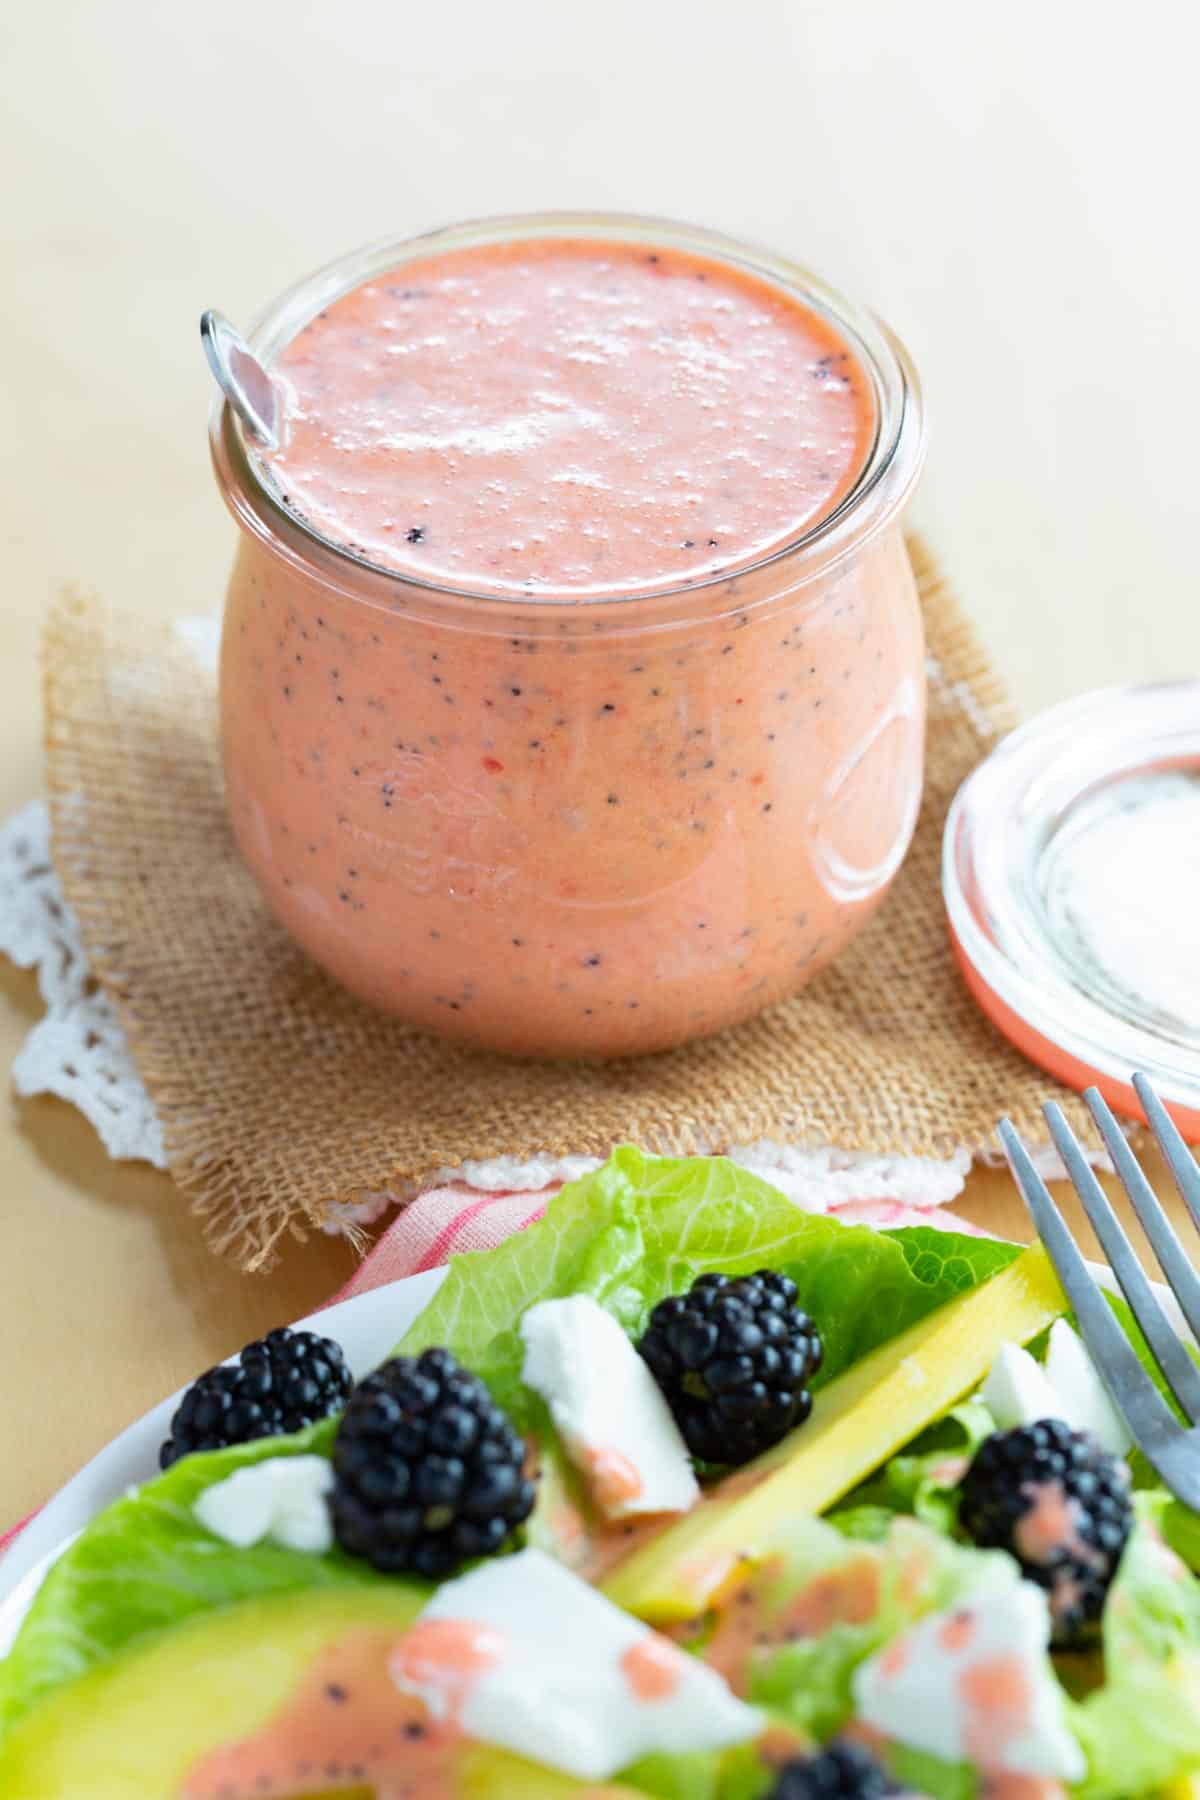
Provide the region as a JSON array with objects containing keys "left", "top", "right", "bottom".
[
  {"left": 160, "top": 1327, "right": 352, "bottom": 1469},
  {"left": 330, "top": 1348, "right": 536, "bottom": 1579},
  {"left": 959, "top": 1419, "right": 1132, "bottom": 1642},
  {"left": 769, "top": 1741, "right": 891, "bottom": 1800},
  {"left": 638, "top": 1270, "right": 823, "bottom": 1466}
]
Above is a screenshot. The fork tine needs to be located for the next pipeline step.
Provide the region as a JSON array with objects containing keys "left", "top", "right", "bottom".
[
  {"left": 1044, "top": 1103, "right": 1200, "bottom": 1422},
  {"left": 998, "top": 1119, "right": 1182, "bottom": 1471},
  {"left": 1133, "top": 1073, "right": 1200, "bottom": 1235},
  {"left": 1084, "top": 1085, "right": 1200, "bottom": 1346}
]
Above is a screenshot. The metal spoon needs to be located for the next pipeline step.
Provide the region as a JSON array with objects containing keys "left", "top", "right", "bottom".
[{"left": 200, "top": 309, "right": 281, "bottom": 451}]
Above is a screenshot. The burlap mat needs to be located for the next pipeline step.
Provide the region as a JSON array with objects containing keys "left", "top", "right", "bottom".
[{"left": 42, "top": 536, "right": 1088, "bottom": 1270}]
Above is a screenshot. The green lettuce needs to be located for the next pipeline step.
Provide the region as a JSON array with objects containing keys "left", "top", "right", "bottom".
[
  {"left": 0, "top": 1424, "right": 373, "bottom": 1742},
  {"left": 622, "top": 1748, "right": 725, "bottom": 1799},
  {"left": 882, "top": 1743, "right": 976, "bottom": 1800},
  {"left": 0, "top": 1148, "right": 1021, "bottom": 1752},
  {"left": 628, "top": 1727, "right": 822, "bottom": 1800},
  {"left": 1104, "top": 1290, "right": 1200, "bottom": 1421},
  {"left": 630, "top": 1516, "right": 993, "bottom": 1797},
  {"left": 730, "top": 1513, "right": 1017, "bottom": 1743},
  {"left": 1067, "top": 1499, "right": 1200, "bottom": 1797},
  {"left": 1162, "top": 1496, "right": 1200, "bottom": 1572},
  {"left": 829, "top": 1398, "right": 996, "bottom": 1539},
  {"left": 1107, "top": 1290, "right": 1200, "bottom": 1568},
  {"left": 395, "top": 1146, "right": 1021, "bottom": 1426}
]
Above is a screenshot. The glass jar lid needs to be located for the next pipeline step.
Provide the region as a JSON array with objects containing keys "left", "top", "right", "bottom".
[{"left": 943, "top": 681, "right": 1200, "bottom": 1141}]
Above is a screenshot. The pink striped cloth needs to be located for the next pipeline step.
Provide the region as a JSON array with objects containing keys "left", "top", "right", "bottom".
[
  {"left": 325, "top": 1183, "right": 555, "bottom": 1306},
  {"left": 2, "top": 1177, "right": 982, "bottom": 1554},
  {"left": 0, "top": 1516, "right": 32, "bottom": 1557},
  {"left": 326, "top": 1179, "right": 985, "bottom": 1308}
]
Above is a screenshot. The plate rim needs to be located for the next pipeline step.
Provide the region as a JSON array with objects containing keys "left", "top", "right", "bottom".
[{"left": 0, "top": 1265, "right": 448, "bottom": 1635}]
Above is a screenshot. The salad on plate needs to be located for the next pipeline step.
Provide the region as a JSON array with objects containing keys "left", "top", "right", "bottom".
[{"left": 1, "top": 1147, "right": 1198, "bottom": 1799}]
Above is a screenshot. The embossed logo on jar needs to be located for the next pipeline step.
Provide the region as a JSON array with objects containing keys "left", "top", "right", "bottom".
[
  {"left": 808, "top": 676, "right": 923, "bottom": 903},
  {"left": 335, "top": 750, "right": 528, "bottom": 902}
]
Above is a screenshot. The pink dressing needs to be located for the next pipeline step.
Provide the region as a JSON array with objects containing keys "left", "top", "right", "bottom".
[
  {"left": 619, "top": 1635, "right": 686, "bottom": 1701},
  {"left": 702, "top": 1554, "right": 883, "bottom": 1694},
  {"left": 218, "top": 229, "right": 925, "bottom": 1058},
  {"left": 960, "top": 1654, "right": 1037, "bottom": 1773},
  {"left": 180, "top": 1628, "right": 460, "bottom": 1799},
  {"left": 927, "top": 1455, "right": 971, "bottom": 1487},
  {"left": 1014, "top": 1480, "right": 1106, "bottom": 1624},
  {"left": 878, "top": 1636, "right": 912, "bottom": 1680},
  {"left": 266, "top": 239, "right": 874, "bottom": 597},
  {"left": 388, "top": 1617, "right": 506, "bottom": 1725},
  {"left": 182, "top": 1618, "right": 643, "bottom": 1799},
  {"left": 937, "top": 1609, "right": 977, "bottom": 1654},
  {"left": 582, "top": 1445, "right": 644, "bottom": 1511}
]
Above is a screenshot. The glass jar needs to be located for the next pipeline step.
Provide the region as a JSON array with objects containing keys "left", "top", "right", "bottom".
[{"left": 211, "top": 213, "right": 927, "bottom": 1058}]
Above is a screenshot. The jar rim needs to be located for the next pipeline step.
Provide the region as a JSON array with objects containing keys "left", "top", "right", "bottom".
[{"left": 210, "top": 210, "right": 926, "bottom": 613}]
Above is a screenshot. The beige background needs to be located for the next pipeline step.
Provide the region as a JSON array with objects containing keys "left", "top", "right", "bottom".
[{"left": 1, "top": 1, "right": 1198, "bottom": 1524}]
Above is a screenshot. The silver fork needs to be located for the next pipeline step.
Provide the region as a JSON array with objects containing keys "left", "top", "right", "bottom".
[{"left": 998, "top": 1073, "right": 1200, "bottom": 1508}]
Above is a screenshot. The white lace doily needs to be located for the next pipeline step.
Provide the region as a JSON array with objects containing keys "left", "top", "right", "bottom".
[
  {"left": 0, "top": 792, "right": 1093, "bottom": 1239},
  {"left": 0, "top": 799, "right": 166, "bottom": 1168}
]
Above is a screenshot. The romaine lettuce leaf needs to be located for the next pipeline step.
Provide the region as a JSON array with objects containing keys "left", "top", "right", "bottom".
[
  {"left": 627, "top": 1724, "right": 814, "bottom": 1800},
  {"left": 824, "top": 1505, "right": 897, "bottom": 1544},
  {"left": 828, "top": 1399, "right": 995, "bottom": 1539},
  {"left": 1066, "top": 1500, "right": 1200, "bottom": 1798},
  {"left": 882, "top": 1742, "right": 976, "bottom": 1800},
  {"left": 1162, "top": 1496, "right": 1200, "bottom": 1573},
  {"left": 733, "top": 1514, "right": 1017, "bottom": 1743},
  {"left": 1101, "top": 1289, "right": 1200, "bottom": 1423},
  {"left": 749, "top": 1623, "right": 872, "bottom": 1744},
  {"left": 0, "top": 1423, "right": 372, "bottom": 1742},
  {"left": 0, "top": 1148, "right": 1021, "bottom": 1752},
  {"left": 885, "top": 1225, "right": 1022, "bottom": 1296},
  {"left": 395, "top": 1145, "right": 1021, "bottom": 1425},
  {"left": 622, "top": 1747, "right": 724, "bottom": 1799}
]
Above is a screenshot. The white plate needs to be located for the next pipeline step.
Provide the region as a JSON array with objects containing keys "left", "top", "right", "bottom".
[
  {"left": 0, "top": 1266, "right": 447, "bottom": 1652},
  {"left": 0, "top": 1258, "right": 1187, "bottom": 1660}
]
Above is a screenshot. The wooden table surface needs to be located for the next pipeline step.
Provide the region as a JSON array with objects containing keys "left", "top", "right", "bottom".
[{"left": 2, "top": 0, "right": 1198, "bottom": 1526}]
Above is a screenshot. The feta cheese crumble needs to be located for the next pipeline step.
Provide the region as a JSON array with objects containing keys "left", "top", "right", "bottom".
[
  {"left": 192, "top": 1455, "right": 335, "bottom": 1554},
  {"left": 981, "top": 1325, "right": 1131, "bottom": 1456},
  {"left": 853, "top": 1581, "right": 1085, "bottom": 1779},
  {"left": 389, "top": 1547, "right": 760, "bottom": 1779},
  {"left": 520, "top": 1295, "right": 699, "bottom": 1519}
]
